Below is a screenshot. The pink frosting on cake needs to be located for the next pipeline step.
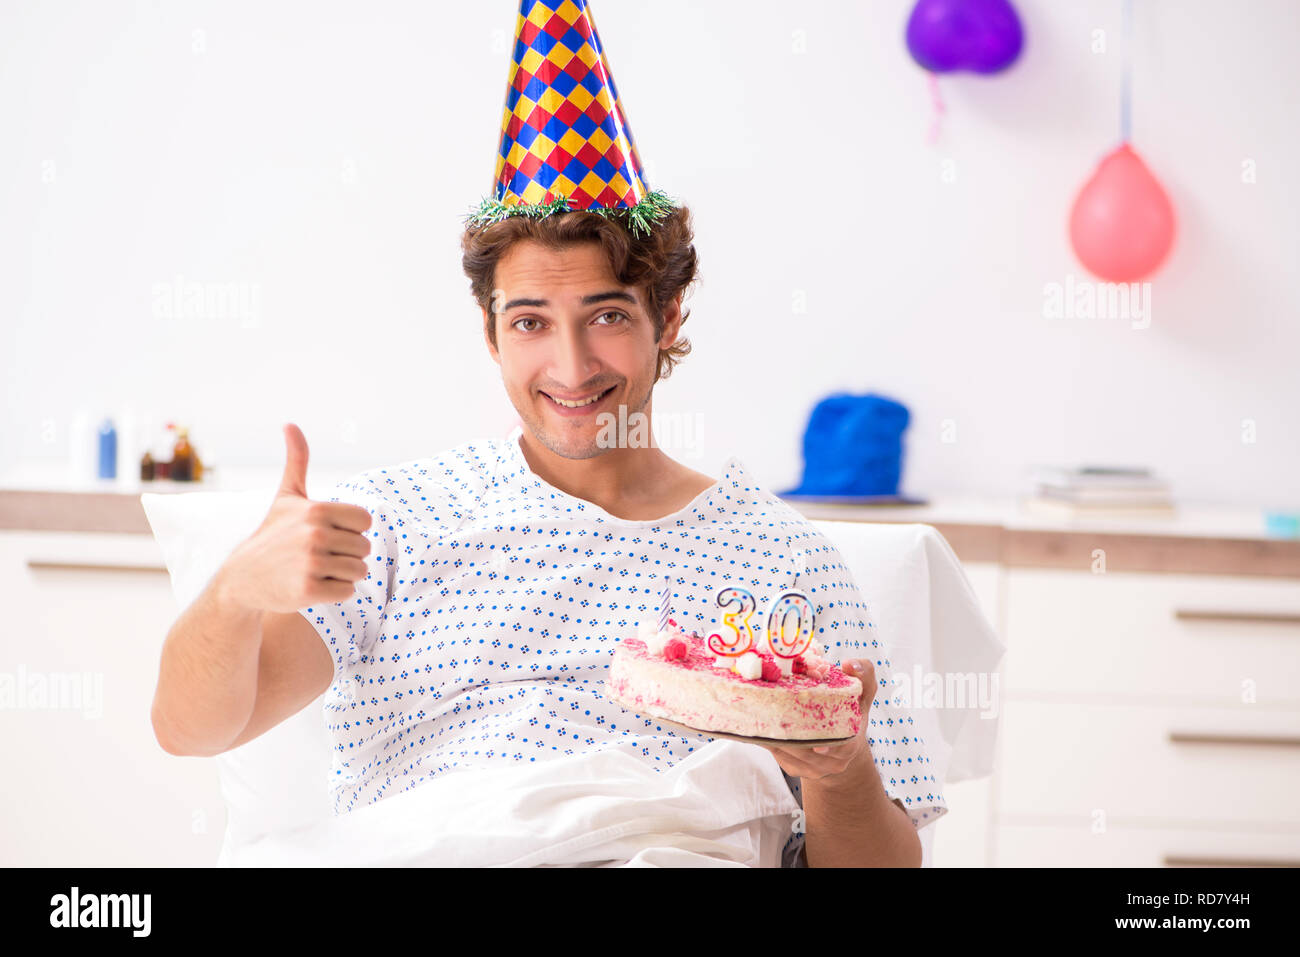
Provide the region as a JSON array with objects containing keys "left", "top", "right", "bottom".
[{"left": 605, "top": 632, "right": 863, "bottom": 740}]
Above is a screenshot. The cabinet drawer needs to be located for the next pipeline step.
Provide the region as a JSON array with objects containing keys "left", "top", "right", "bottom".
[
  {"left": 0, "top": 530, "right": 224, "bottom": 865},
  {"left": 1004, "top": 569, "right": 1300, "bottom": 704},
  {"left": 995, "top": 821, "right": 1300, "bottom": 867},
  {"left": 998, "top": 698, "right": 1300, "bottom": 827}
]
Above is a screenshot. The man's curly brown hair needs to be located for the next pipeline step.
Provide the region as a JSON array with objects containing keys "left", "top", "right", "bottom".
[{"left": 461, "top": 205, "right": 698, "bottom": 382}]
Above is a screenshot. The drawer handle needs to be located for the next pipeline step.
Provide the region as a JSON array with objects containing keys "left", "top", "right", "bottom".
[
  {"left": 1168, "top": 731, "right": 1300, "bottom": 748},
  {"left": 1163, "top": 854, "right": 1300, "bottom": 868},
  {"left": 1175, "top": 609, "right": 1300, "bottom": 625},
  {"left": 27, "top": 559, "right": 168, "bottom": 574}
]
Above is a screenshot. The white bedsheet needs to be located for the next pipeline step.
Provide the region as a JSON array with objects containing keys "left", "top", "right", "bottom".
[{"left": 220, "top": 738, "right": 800, "bottom": 868}]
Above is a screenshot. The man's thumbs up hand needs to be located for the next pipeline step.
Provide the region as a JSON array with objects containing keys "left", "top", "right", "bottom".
[
  {"left": 278, "top": 423, "right": 310, "bottom": 498},
  {"left": 219, "top": 424, "right": 375, "bottom": 614}
]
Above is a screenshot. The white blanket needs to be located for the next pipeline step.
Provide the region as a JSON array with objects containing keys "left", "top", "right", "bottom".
[{"left": 221, "top": 739, "right": 801, "bottom": 868}]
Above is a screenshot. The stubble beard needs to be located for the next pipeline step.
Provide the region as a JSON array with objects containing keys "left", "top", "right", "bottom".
[{"left": 519, "top": 375, "right": 654, "bottom": 461}]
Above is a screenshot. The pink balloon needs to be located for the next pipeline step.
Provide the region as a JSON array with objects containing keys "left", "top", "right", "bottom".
[{"left": 1069, "top": 143, "right": 1176, "bottom": 282}]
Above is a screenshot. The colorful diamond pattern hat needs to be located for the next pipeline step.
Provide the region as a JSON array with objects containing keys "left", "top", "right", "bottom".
[{"left": 465, "top": 0, "right": 677, "bottom": 237}]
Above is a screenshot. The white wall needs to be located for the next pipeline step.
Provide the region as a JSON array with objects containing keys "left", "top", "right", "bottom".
[{"left": 2, "top": 0, "right": 1297, "bottom": 505}]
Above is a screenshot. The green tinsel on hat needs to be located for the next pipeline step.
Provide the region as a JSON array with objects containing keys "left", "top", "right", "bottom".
[{"left": 463, "top": 188, "right": 680, "bottom": 240}]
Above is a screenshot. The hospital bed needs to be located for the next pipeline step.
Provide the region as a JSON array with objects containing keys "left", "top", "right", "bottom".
[{"left": 143, "top": 485, "right": 1003, "bottom": 866}]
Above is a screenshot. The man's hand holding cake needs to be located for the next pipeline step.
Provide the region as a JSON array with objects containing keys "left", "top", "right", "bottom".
[{"left": 757, "top": 658, "right": 877, "bottom": 780}]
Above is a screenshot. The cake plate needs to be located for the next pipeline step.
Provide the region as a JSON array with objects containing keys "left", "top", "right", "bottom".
[{"left": 618, "top": 708, "right": 857, "bottom": 749}]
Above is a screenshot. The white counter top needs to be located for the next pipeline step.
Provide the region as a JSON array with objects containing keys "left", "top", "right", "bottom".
[
  {"left": 0, "top": 461, "right": 358, "bottom": 502},
  {"left": 787, "top": 494, "right": 1299, "bottom": 542}
]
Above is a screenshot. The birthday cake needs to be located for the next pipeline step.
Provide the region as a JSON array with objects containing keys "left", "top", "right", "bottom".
[{"left": 605, "top": 587, "right": 863, "bottom": 741}]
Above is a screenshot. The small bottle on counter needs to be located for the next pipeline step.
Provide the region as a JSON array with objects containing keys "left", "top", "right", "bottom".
[
  {"left": 169, "top": 424, "right": 195, "bottom": 482},
  {"left": 97, "top": 419, "right": 117, "bottom": 480},
  {"left": 140, "top": 451, "right": 155, "bottom": 481}
]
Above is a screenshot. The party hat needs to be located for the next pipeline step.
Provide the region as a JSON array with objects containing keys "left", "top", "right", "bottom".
[{"left": 465, "top": 0, "right": 678, "bottom": 237}]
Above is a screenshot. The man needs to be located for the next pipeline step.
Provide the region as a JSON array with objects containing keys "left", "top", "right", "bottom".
[{"left": 149, "top": 0, "right": 941, "bottom": 867}]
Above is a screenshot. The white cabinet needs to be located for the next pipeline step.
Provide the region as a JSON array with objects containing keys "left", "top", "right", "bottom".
[
  {"left": 992, "top": 568, "right": 1300, "bottom": 866},
  {"left": 0, "top": 531, "right": 227, "bottom": 866},
  {"left": 998, "top": 699, "right": 1300, "bottom": 826},
  {"left": 1003, "top": 569, "right": 1300, "bottom": 705},
  {"left": 995, "top": 824, "right": 1300, "bottom": 867}
]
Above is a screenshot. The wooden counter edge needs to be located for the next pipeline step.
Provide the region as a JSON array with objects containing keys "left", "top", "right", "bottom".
[
  {"left": 0, "top": 490, "right": 152, "bottom": 535},
  {"left": 785, "top": 502, "right": 1300, "bottom": 579}
]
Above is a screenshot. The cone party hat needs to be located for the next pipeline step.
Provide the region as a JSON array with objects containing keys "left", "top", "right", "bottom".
[{"left": 465, "top": 0, "right": 677, "bottom": 237}]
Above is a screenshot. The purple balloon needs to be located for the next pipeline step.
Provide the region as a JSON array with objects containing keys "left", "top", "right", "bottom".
[{"left": 906, "top": 0, "right": 1024, "bottom": 74}]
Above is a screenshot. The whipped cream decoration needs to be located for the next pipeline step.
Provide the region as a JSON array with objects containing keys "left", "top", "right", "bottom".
[
  {"left": 734, "top": 651, "right": 763, "bottom": 680},
  {"left": 639, "top": 618, "right": 690, "bottom": 658},
  {"left": 637, "top": 619, "right": 668, "bottom": 656},
  {"left": 800, "top": 652, "right": 831, "bottom": 681}
]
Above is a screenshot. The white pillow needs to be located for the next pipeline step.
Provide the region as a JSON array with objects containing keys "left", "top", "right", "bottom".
[{"left": 141, "top": 488, "right": 336, "bottom": 850}]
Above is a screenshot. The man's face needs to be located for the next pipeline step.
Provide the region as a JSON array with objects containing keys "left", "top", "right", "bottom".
[{"left": 484, "top": 239, "right": 679, "bottom": 460}]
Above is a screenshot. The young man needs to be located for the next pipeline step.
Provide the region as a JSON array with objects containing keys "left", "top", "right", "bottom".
[{"left": 149, "top": 0, "right": 941, "bottom": 866}]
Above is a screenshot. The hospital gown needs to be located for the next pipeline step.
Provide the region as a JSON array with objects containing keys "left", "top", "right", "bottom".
[{"left": 300, "top": 425, "right": 946, "bottom": 866}]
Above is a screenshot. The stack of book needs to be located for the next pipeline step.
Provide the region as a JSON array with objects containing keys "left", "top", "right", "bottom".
[{"left": 1022, "top": 466, "right": 1175, "bottom": 518}]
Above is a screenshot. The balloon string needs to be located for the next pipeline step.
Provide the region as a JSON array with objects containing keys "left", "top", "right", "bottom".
[
  {"left": 1120, "top": 0, "right": 1133, "bottom": 143},
  {"left": 926, "top": 72, "right": 945, "bottom": 145}
]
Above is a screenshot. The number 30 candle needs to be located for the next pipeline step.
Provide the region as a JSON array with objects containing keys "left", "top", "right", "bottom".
[{"left": 708, "top": 586, "right": 816, "bottom": 675}]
